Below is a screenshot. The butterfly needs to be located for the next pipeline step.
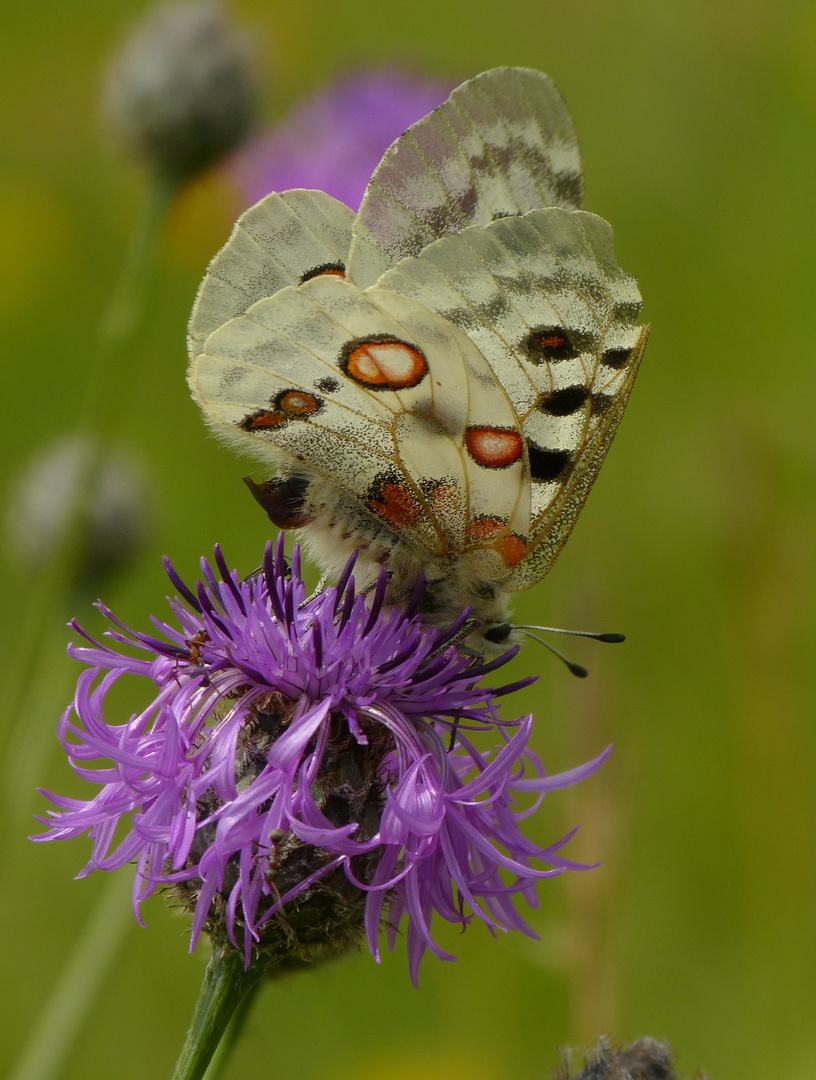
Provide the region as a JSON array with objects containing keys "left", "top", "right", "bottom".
[{"left": 187, "top": 67, "right": 649, "bottom": 653}]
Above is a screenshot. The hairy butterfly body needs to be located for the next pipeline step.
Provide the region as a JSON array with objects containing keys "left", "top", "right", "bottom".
[{"left": 188, "top": 68, "right": 649, "bottom": 651}]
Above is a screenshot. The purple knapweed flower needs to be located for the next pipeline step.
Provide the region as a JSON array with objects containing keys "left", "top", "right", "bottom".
[
  {"left": 229, "top": 69, "right": 453, "bottom": 211},
  {"left": 34, "top": 537, "right": 609, "bottom": 983}
]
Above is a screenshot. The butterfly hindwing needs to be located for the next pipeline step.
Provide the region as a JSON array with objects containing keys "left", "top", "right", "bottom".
[
  {"left": 191, "top": 275, "right": 529, "bottom": 565},
  {"left": 348, "top": 67, "right": 584, "bottom": 288}
]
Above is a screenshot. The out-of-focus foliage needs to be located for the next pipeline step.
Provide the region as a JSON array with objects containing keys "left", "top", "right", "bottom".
[{"left": 2, "top": 1, "right": 815, "bottom": 1079}]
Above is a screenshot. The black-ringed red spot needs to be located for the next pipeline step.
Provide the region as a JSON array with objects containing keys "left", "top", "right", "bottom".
[
  {"left": 340, "top": 336, "right": 428, "bottom": 391},
  {"left": 521, "top": 325, "right": 597, "bottom": 366},
  {"left": 465, "top": 426, "right": 523, "bottom": 469},
  {"left": 240, "top": 388, "right": 324, "bottom": 432},
  {"left": 300, "top": 262, "right": 346, "bottom": 283},
  {"left": 241, "top": 410, "right": 286, "bottom": 431},
  {"left": 276, "top": 389, "right": 322, "bottom": 418}
]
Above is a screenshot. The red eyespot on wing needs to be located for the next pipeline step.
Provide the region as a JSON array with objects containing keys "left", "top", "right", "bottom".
[
  {"left": 367, "top": 480, "right": 422, "bottom": 529},
  {"left": 277, "top": 390, "right": 322, "bottom": 417},
  {"left": 241, "top": 390, "right": 323, "bottom": 432},
  {"left": 465, "top": 427, "right": 523, "bottom": 469},
  {"left": 242, "top": 411, "right": 286, "bottom": 430},
  {"left": 341, "top": 337, "right": 428, "bottom": 390},
  {"left": 500, "top": 533, "right": 526, "bottom": 569}
]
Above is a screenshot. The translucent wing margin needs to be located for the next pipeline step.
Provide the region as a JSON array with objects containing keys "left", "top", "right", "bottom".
[
  {"left": 348, "top": 67, "right": 584, "bottom": 288},
  {"left": 187, "top": 190, "right": 355, "bottom": 361}
]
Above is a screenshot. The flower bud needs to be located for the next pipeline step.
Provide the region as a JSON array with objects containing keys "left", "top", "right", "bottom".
[
  {"left": 556, "top": 1038, "right": 710, "bottom": 1079},
  {"left": 5, "top": 434, "right": 149, "bottom": 596},
  {"left": 103, "top": 2, "right": 258, "bottom": 183}
]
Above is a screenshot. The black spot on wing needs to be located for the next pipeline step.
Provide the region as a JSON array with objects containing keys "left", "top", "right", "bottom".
[
  {"left": 527, "top": 442, "right": 573, "bottom": 483},
  {"left": 591, "top": 392, "right": 614, "bottom": 417},
  {"left": 315, "top": 376, "right": 339, "bottom": 393},
  {"left": 603, "top": 346, "right": 634, "bottom": 370},
  {"left": 537, "top": 385, "right": 589, "bottom": 416},
  {"left": 521, "top": 326, "right": 597, "bottom": 365}
]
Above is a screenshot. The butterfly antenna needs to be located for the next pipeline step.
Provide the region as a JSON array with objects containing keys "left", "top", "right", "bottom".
[
  {"left": 514, "top": 625, "right": 625, "bottom": 644},
  {"left": 515, "top": 626, "right": 624, "bottom": 678},
  {"left": 520, "top": 631, "right": 589, "bottom": 678}
]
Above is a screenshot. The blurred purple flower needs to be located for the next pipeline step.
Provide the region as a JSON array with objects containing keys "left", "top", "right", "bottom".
[
  {"left": 230, "top": 70, "right": 453, "bottom": 211},
  {"left": 34, "top": 538, "right": 609, "bottom": 983}
]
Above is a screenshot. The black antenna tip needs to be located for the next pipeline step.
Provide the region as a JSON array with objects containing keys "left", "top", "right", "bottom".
[
  {"left": 568, "top": 661, "right": 589, "bottom": 678},
  {"left": 596, "top": 632, "right": 626, "bottom": 644}
]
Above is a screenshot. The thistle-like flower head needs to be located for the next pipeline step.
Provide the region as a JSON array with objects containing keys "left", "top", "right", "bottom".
[{"left": 34, "top": 538, "right": 608, "bottom": 983}]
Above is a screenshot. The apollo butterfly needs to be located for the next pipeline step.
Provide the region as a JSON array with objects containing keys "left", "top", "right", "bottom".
[{"left": 187, "top": 67, "right": 649, "bottom": 652}]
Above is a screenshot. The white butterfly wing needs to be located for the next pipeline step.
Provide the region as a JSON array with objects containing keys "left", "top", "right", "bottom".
[
  {"left": 187, "top": 190, "right": 355, "bottom": 361},
  {"left": 190, "top": 275, "right": 530, "bottom": 565},
  {"left": 348, "top": 67, "right": 583, "bottom": 288},
  {"left": 377, "top": 206, "right": 648, "bottom": 587}
]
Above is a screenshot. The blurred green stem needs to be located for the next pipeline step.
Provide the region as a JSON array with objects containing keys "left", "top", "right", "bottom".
[
  {"left": 172, "top": 947, "right": 268, "bottom": 1080},
  {"left": 6, "top": 174, "right": 177, "bottom": 1076},
  {"left": 88, "top": 173, "right": 178, "bottom": 431},
  {"left": 3, "top": 173, "right": 176, "bottom": 768}
]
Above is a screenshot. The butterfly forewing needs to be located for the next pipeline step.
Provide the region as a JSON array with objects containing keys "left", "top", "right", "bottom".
[
  {"left": 188, "top": 190, "right": 354, "bottom": 361},
  {"left": 377, "top": 206, "right": 648, "bottom": 586},
  {"left": 348, "top": 67, "right": 584, "bottom": 288},
  {"left": 509, "top": 322, "right": 648, "bottom": 590}
]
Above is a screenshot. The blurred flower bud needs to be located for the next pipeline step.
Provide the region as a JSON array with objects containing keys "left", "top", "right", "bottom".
[
  {"left": 5, "top": 434, "right": 150, "bottom": 596},
  {"left": 555, "top": 1037, "right": 710, "bottom": 1079},
  {"left": 103, "top": 2, "right": 258, "bottom": 184}
]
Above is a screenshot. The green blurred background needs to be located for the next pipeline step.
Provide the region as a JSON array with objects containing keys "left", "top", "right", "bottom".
[{"left": 3, "top": 0, "right": 816, "bottom": 1077}]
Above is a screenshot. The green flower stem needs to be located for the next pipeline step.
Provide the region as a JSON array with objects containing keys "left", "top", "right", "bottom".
[
  {"left": 7, "top": 174, "right": 178, "bottom": 1076},
  {"left": 2, "top": 173, "right": 177, "bottom": 794},
  {"left": 172, "top": 947, "right": 269, "bottom": 1080},
  {"left": 88, "top": 173, "right": 178, "bottom": 432}
]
